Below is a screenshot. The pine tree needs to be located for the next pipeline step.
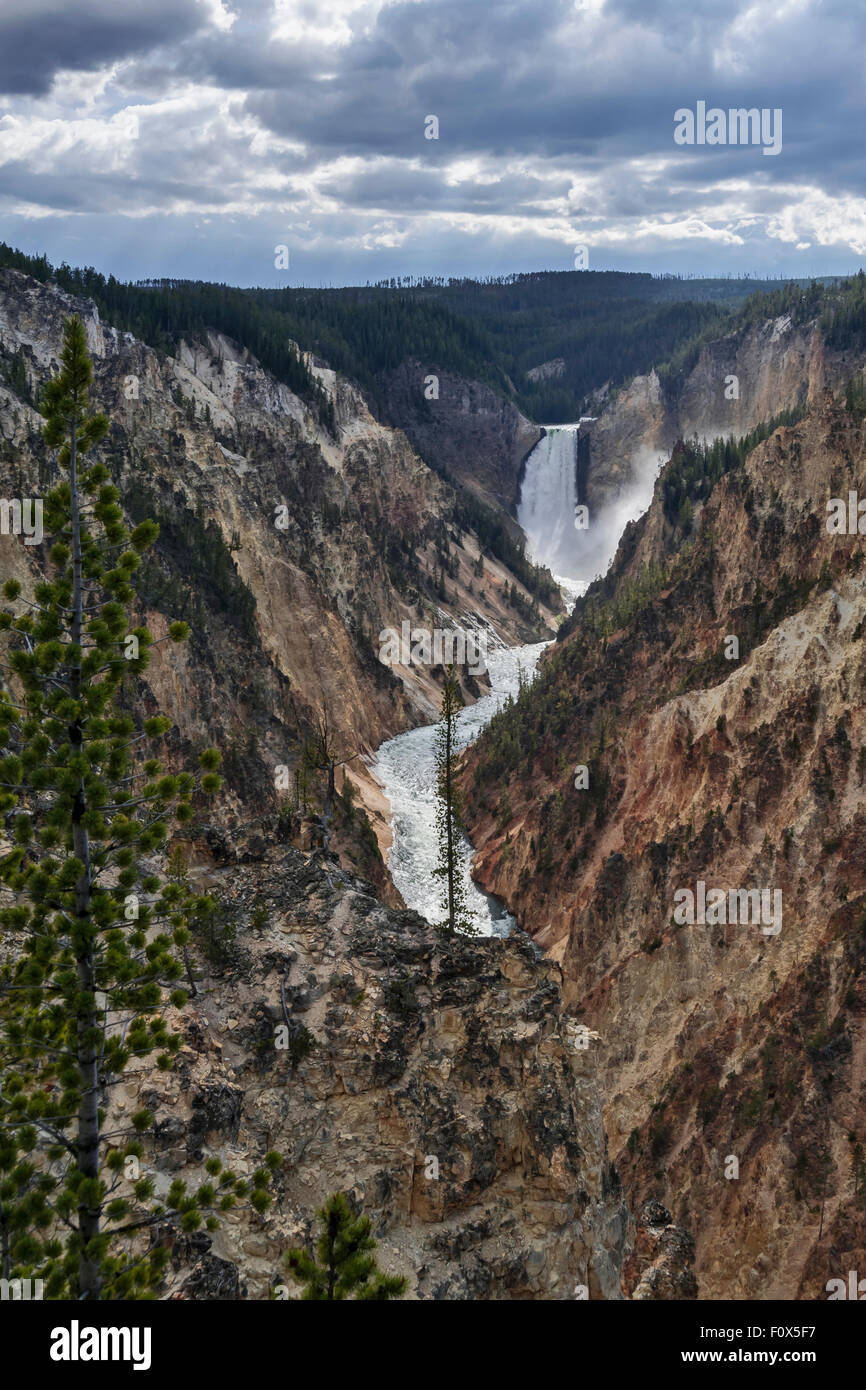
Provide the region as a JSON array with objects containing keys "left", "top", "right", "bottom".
[
  {"left": 303, "top": 712, "right": 357, "bottom": 885},
  {"left": 0, "top": 317, "right": 277, "bottom": 1299},
  {"left": 852, "top": 1142, "right": 866, "bottom": 1201},
  {"left": 284, "top": 1192, "right": 407, "bottom": 1300},
  {"left": 432, "top": 667, "right": 476, "bottom": 935}
]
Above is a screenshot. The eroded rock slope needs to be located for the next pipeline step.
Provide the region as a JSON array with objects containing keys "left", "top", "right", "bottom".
[
  {"left": 130, "top": 832, "right": 628, "bottom": 1300},
  {"left": 464, "top": 394, "right": 866, "bottom": 1298}
]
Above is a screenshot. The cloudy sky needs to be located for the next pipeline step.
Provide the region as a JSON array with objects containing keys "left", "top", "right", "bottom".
[{"left": 0, "top": 0, "right": 864, "bottom": 286}]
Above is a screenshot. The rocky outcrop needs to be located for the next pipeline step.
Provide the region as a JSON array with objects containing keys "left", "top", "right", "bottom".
[
  {"left": 583, "top": 313, "right": 858, "bottom": 519},
  {"left": 380, "top": 360, "right": 542, "bottom": 516},
  {"left": 526, "top": 358, "right": 566, "bottom": 385},
  {"left": 124, "top": 831, "right": 628, "bottom": 1300},
  {"left": 623, "top": 1201, "right": 697, "bottom": 1300}
]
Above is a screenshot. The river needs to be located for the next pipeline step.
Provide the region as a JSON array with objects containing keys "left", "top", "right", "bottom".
[
  {"left": 373, "top": 423, "right": 595, "bottom": 934},
  {"left": 372, "top": 639, "right": 548, "bottom": 935}
]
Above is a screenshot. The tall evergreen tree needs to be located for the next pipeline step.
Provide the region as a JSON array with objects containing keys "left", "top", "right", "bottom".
[
  {"left": 284, "top": 1192, "right": 407, "bottom": 1301},
  {"left": 433, "top": 667, "right": 476, "bottom": 935},
  {"left": 0, "top": 317, "right": 276, "bottom": 1299}
]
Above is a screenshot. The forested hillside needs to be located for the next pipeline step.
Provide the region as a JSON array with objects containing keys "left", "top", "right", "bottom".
[{"left": 0, "top": 241, "right": 845, "bottom": 427}]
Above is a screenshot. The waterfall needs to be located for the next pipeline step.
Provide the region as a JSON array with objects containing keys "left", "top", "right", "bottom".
[{"left": 517, "top": 425, "right": 587, "bottom": 590}]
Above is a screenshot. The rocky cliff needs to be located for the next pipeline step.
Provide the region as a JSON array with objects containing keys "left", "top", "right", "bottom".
[
  {"left": 463, "top": 392, "right": 866, "bottom": 1299},
  {"left": 583, "top": 312, "right": 858, "bottom": 520},
  {"left": 380, "top": 360, "right": 542, "bottom": 517},
  {"left": 112, "top": 827, "right": 629, "bottom": 1300}
]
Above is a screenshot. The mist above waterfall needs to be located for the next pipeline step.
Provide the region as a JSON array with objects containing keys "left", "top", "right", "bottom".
[
  {"left": 588, "top": 444, "right": 668, "bottom": 576},
  {"left": 518, "top": 428, "right": 665, "bottom": 592}
]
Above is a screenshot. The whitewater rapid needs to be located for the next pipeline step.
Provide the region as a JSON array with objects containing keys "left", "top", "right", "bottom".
[{"left": 372, "top": 641, "right": 547, "bottom": 936}]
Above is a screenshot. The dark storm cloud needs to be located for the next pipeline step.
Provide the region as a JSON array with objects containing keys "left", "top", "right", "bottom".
[
  {"left": 223, "top": 0, "right": 863, "bottom": 205},
  {"left": 241, "top": 0, "right": 586, "bottom": 157},
  {"left": 0, "top": 0, "right": 207, "bottom": 97}
]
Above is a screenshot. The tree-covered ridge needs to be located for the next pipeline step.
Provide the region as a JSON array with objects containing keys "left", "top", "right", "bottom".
[
  {"left": 819, "top": 269, "right": 866, "bottom": 352},
  {"left": 255, "top": 284, "right": 507, "bottom": 409},
  {"left": 1, "top": 241, "right": 849, "bottom": 427},
  {"left": 657, "top": 406, "right": 809, "bottom": 535},
  {"left": 654, "top": 278, "right": 851, "bottom": 396},
  {"left": 729, "top": 270, "right": 866, "bottom": 346},
  {"left": 246, "top": 270, "right": 828, "bottom": 423}
]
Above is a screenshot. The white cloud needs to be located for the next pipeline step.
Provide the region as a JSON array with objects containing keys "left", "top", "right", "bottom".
[
  {"left": 271, "top": 0, "right": 372, "bottom": 46},
  {"left": 199, "top": 0, "right": 236, "bottom": 31},
  {"left": 0, "top": 109, "right": 140, "bottom": 170},
  {"left": 766, "top": 191, "right": 866, "bottom": 257}
]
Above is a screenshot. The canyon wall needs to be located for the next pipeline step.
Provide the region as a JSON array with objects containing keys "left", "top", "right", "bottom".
[
  {"left": 0, "top": 268, "right": 557, "bottom": 841},
  {"left": 583, "top": 314, "right": 857, "bottom": 519},
  {"left": 464, "top": 396, "right": 866, "bottom": 1298},
  {"left": 380, "top": 359, "right": 542, "bottom": 517}
]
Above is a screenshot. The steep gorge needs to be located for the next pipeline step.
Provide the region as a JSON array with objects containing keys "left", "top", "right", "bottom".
[
  {"left": 0, "top": 266, "right": 644, "bottom": 1301},
  {"left": 4, "top": 262, "right": 862, "bottom": 1301}
]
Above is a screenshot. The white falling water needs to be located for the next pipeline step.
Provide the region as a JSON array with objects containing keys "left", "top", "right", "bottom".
[
  {"left": 518, "top": 425, "right": 585, "bottom": 587},
  {"left": 519, "top": 424, "right": 667, "bottom": 595}
]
